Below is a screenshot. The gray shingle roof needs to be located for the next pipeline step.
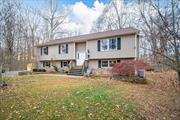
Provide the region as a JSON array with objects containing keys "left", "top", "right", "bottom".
[{"left": 37, "top": 27, "right": 139, "bottom": 47}]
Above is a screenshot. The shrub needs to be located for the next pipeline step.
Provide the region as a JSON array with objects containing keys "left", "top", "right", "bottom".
[
  {"left": 52, "top": 65, "right": 59, "bottom": 72},
  {"left": 1, "top": 69, "right": 5, "bottom": 73},
  {"left": 32, "top": 68, "right": 46, "bottom": 72},
  {"left": 32, "top": 68, "right": 38, "bottom": 72},
  {"left": 112, "top": 60, "right": 149, "bottom": 77},
  {"left": 146, "top": 66, "right": 154, "bottom": 71},
  {"left": 18, "top": 71, "right": 32, "bottom": 76},
  {"left": 40, "top": 69, "right": 46, "bottom": 72}
]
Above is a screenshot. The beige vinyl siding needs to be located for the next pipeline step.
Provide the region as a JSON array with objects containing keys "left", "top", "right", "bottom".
[
  {"left": 86, "top": 35, "right": 136, "bottom": 59},
  {"left": 37, "top": 42, "right": 75, "bottom": 61},
  {"left": 76, "top": 42, "right": 86, "bottom": 53},
  {"left": 88, "top": 60, "right": 98, "bottom": 69}
]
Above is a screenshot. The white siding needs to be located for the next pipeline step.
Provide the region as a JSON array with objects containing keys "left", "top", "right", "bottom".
[
  {"left": 37, "top": 43, "right": 75, "bottom": 61},
  {"left": 86, "top": 35, "right": 136, "bottom": 59}
]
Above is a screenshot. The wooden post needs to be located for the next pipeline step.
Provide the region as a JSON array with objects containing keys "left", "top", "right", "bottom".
[{"left": 0, "top": 65, "right": 2, "bottom": 84}]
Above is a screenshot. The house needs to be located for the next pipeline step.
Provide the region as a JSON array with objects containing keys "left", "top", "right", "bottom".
[{"left": 36, "top": 27, "right": 140, "bottom": 75}]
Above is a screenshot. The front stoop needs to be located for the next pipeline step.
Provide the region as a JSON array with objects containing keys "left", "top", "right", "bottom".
[{"left": 68, "top": 67, "right": 84, "bottom": 76}]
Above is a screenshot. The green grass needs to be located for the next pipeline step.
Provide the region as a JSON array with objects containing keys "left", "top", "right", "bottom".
[
  {"left": 0, "top": 75, "right": 179, "bottom": 120},
  {"left": 0, "top": 76, "right": 138, "bottom": 120}
]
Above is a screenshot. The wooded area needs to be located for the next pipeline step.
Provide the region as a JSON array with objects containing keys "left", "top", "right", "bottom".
[{"left": 0, "top": 0, "right": 179, "bottom": 80}]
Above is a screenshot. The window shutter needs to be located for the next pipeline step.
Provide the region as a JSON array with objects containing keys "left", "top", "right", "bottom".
[
  {"left": 43, "top": 62, "right": 45, "bottom": 67},
  {"left": 117, "top": 37, "right": 121, "bottom": 50},
  {"left": 46, "top": 46, "right": 48, "bottom": 55},
  {"left": 61, "top": 61, "right": 63, "bottom": 68},
  {"left": 40, "top": 47, "right": 42, "bottom": 56},
  {"left": 97, "top": 40, "right": 101, "bottom": 51},
  {"left": 59, "top": 44, "right": 61, "bottom": 54},
  {"left": 66, "top": 44, "right": 68, "bottom": 53},
  {"left": 98, "top": 60, "right": 101, "bottom": 68}
]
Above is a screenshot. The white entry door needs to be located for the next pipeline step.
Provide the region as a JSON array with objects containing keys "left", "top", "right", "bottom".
[{"left": 76, "top": 52, "right": 86, "bottom": 66}]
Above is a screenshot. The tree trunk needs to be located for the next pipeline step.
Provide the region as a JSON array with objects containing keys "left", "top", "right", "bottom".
[{"left": 178, "top": 70, "right": 180, "bottom": 84}]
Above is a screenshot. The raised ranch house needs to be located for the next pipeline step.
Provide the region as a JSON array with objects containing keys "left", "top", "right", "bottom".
[{"left": 36, "top": 27, "right": 140, "bottom": 76}]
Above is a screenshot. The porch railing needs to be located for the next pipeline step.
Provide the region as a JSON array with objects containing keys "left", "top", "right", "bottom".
[
  {"left": 68, "top": 60, "right": 73, "bottom": 71},
  {"left": 82, "top": 60, "right": 88, "bottom": 74}
]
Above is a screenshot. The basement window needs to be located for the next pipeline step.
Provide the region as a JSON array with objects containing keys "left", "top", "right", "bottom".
[
  {"left": 61, "top": 61, "right": 70, "bottom": 67},
  {"left": 43, "top": 61, "right": 51, "bottom": 68},
  {"left": 101, "top": 60, "right": 109, "bottom": 67},
  {"left": 101, "top": 60, "right": 119, "bottom": 68}
]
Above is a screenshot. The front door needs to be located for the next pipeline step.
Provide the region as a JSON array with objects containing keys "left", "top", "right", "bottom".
[{"left": 76, "top": 52, "right": 86, "bottom": 66}]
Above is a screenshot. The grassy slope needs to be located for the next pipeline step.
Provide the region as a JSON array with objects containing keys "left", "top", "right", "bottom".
[{"left": 0, "top": 75, "right": 179, "bottom": 120}]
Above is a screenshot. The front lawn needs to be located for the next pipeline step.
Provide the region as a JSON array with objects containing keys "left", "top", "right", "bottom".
[{"left": 0, "top": 73, "right": 179, "bottom": 120}]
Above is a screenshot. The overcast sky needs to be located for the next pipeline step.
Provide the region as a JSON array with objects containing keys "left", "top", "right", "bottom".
[
  {"left": 22, "top": 0, "right": 173, "bottom": 35},
  {"left": 22, "top": 0, "right": 109, "bottom": 34}
]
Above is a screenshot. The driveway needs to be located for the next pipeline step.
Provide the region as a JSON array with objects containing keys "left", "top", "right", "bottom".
[
  {"left": 2, "top": 71, "right": 20, "bottom": 77},
  {"left": 33, "top": 74, "right": 84, "bottom": 79}
]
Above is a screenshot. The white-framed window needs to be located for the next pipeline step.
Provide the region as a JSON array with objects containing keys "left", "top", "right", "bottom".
[
  {"left": 41, "top": 46, "right": 48, "bottom": 55},
  {"left": 59, "top": 44, "right": 68, "bottom": 54},
  {"left": 61, "top": 44, "right": 66, "bottom": 53},
  {"left": 101, "top": 39, "right": 109, "bottom": 51},
  {"left": 109, "top": 38, "right": 117, "bottom": 50},
  {"left": 101, "top": 60, "right": 109, "bottom": 67},
  {"left": 101, "top": 60, "right": 120, "bottom": 68},
  {"left": 61, "top": 61, "right": 70, "bottom": 67},
  {"left": 43, "top": 61, "right": 51, "bottom": 68},
  {"left": 100, "top": 38, "right": 117, "bottom": 51}
]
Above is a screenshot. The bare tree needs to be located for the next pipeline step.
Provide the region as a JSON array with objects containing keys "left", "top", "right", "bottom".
[
  {"left": 0, "top": 0, "right": 18, "bottom": 70},
  {"left": 91, "top": 0, "right": 133, "bottom": 32},
  {"left": 40, "top": 0, "right": 67, "bottom": 41},
  {"left": 139, "top": 0, "right": 180, "bottom": 81}
]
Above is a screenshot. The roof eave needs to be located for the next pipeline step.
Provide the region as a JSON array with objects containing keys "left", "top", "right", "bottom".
[{"left": 36, "top": 32, "right": 138, "bottom": 47}]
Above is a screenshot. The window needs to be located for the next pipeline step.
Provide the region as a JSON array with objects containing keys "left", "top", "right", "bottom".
[
  {"left": 100, "top": 60, "right": 119, "bottom": 68},
  {"left": 43, "top": 47, "right": 48, "bottom": 55},
  {"left": 109, "top": 38, "right": 117, "bottom": 50},
  {"left": 43, "top": 61, "right": 50, "bottom": 68},
  {"left": 100, "top": 38, "right": 119, "bottom": 51},
  {"left": 61, "top": 44, "right": 66, "bottom": 53},
  {"left": 101, "top": 39, "right": 109, "bottom": 51},
  {"left": 59, "top": 44, "right": 68, "bottom": 54},
  {"left": 61, "top": 61, "right": 70, "bottom": 67},
  {"left": 109, "top": 60, "right": 117, "bottom": 67},
  {"left": 101, "top": 60, "right": 109, "bottom": 67}
]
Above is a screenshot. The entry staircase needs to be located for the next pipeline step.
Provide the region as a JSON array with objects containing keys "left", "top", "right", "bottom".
[
  {"left": 67, "top": 60, "right": 88, "bottom": 76},
  {"left": 68, "top": 67, "right": 84, "bottom": 76}
]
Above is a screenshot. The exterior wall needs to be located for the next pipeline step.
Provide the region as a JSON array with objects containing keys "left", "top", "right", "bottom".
[
  {"left": 38, "top": 61, "right": 60, "bottom": 69},
  {"left": 86, "top": 35, "right": 136, "bottom": 59},
  {"left": 37, "top": 42, "right": 75, "bottom": 61},
  {"left": 88, "top": 60, "right": 112, "bottom": 76},
  {"left": 88, "top": 58, "right": 135, "bottom": 76},
  {"left": 88, "top": 60, "right": 98, "bottom": 69},
  {"left": 37, "top": 34, "right": 139, "bottom": 72},
  {"left": 38, "top": 60, "right": 76, "bottom": 71},
  {"left": 75, "top": 42, "right": 86, "bottom": 53}
]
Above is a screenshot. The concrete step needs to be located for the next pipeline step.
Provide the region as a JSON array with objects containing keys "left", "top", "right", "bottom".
[
  {"left": 68, "top": 66, "right": 86, "bottom": 76},
  {"left": 70, "top": 69, "right": 82, "bottom": 72},
  {"left": 67, "top": 72, "right": 83, "bottom": 76}
]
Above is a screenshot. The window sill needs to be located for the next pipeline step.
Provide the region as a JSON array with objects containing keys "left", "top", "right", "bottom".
[{"left": 98, "top": 49, "right": 120, "bottom": 52}]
